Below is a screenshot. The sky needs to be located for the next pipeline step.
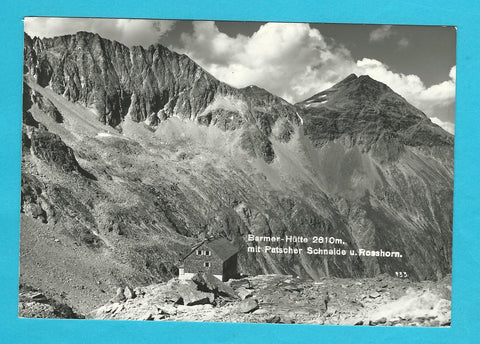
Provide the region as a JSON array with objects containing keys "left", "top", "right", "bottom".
[{"left": 24, "top": 18, "right": 456, "bottom": 134}]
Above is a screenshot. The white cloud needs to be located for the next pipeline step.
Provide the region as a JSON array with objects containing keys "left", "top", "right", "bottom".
[
  {"left": 369, "top": 25, "right": 393, "bottom": 42},
  {"left": 430, "top": 117, "right": 455, "bottom": 134},
  {"left": 355, "top": 59, "right": 456, "bottom": 120},
  {"left": 24, "top": 17, "right": 175, "bottom": 47},
  {"left": 177, "top": 21, "right": 356, "bottom": 103},
  {"left": 176, "top": 21, "right": 455, "bottom": 125},
  {"left": 449, "top": 65, "right": 456, "bottom": 81},
  {"left": 355, "top": 59, "right": 456, "bottom": 126}
]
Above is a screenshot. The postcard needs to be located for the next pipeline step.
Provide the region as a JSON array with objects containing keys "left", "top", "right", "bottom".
[{"left": 19, "top": 17, "right": 455, "bottom": 327}]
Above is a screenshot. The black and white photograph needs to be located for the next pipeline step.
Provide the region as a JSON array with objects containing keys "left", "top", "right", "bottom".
[{"left": 19, "top": 17, "right": 455, "bottom": 326}]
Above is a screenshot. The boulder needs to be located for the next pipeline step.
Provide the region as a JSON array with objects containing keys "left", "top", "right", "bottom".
[
  {"left": 228, "top": 278, "right": 252, "bottom": 290},
  {"left": 237, "top": 287, "right": 254, "bottom": 300},
  {"left": 182, "top": 290, "right": 213, "bottom": 306},
  {"left": 163, "top": 290, "right": 183, "bottom": 304},
  {"left": 192, "top": 272, "right": 237, "bottom": 298},
  {"left": 177, "top": 281, "right": 214, "bottom": 306},
  {"left": 252, "top": 308, "right": 268, "bottom": 315},
  {"left": 124, "top": 286, "right": 136, "bottom": 299},
  {"left": 266, "top": 315, "right": 281, "bottom": 323},
  {"left": 376, "top": 317, "right": 387, "bottom": 324},
  {"left": 238, "top": 299, "right": 259, "bottom": 313},
  {"left": 110, "top": 287, "right": 126, "bottom": 303},
  {"left": 158, "top": 304, "right": 177, "bottom": 316}
]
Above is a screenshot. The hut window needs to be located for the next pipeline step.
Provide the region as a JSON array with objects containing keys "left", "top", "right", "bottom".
[{"left": 204, "top": 262, "right": 210, "bottom": 268}]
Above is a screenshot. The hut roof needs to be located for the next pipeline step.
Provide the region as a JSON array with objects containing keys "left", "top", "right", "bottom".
[
  {"left": 182, "top": 237, "right": 238, "bottom": 261},
  {"left": 206, "top": 237, "right": 238, "bottom": 260}
]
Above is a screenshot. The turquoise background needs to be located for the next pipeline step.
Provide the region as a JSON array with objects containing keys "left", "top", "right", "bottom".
[{"left": 1, "top": 0, "right": 479, "bottom": 343}]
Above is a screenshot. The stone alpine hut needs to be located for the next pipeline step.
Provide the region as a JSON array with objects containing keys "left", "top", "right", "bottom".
[{"left": 179, "top": 237, "right": 238, "bottom": 282}]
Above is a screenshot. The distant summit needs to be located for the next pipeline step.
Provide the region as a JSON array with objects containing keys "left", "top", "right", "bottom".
[
  {"left": 298, "top": 73, "right": 405, "bottom": 111},
  {"left": 297, "top": 73, "right": 453, "bottom": 157}
]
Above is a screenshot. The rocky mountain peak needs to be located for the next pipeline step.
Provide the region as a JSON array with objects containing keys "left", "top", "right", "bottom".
[
  {"left": 297, "top": 73, "right": 452, "bottom": 160},
  {"left": 297, "top": 73, "right": 396, "bottom": 111},
  {"left": 338, "top": 72, "right": 358, "bottom": 83}
]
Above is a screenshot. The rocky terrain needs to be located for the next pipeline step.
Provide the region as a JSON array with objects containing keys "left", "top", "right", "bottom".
[
  {"left": 18, "top": 284, "right": 82, "bottom": 319},
  {"left": 88, "top": 273, "right": 451, "bottom": 327},
  {"left": 19, "top": 31, "right": 453, "bottom": 321}
]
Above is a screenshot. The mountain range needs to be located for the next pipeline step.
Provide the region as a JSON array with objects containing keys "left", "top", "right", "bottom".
[{"left": 20, "top": 31, "right": 453, "bottom": 314}]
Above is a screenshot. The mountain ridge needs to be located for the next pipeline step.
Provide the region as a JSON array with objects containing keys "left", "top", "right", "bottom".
[
  {"left": 23, "top": 32, "right": 298, "bottom": 123},
  {"left": 24, "top": 31, "right": 307, "bottom": 163},
  {"left": 24, "top": 32, "right": 453, "bottom": 139}
]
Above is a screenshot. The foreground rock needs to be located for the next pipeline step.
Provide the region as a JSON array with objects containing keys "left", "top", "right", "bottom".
[
  {"left": 237, "top": 287, "right": 254, "bottom": 300},
  {"left": 238, "top": 299, "right": 259, "bottom": 313},
  {"left": 124, "top": 286, "right": 136, "bottom": 300},
  {"left": 87, "top": 274, "right": 451, "bottom": 326},
  {"left": 177, "top": 281, "right": 214, "bottom": 306},
  {"left": 18, "top": 285, "right": 83, "bottom": 319},
  {"left": 192, "top": 272, "right": 237, "bottom": 299}
]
